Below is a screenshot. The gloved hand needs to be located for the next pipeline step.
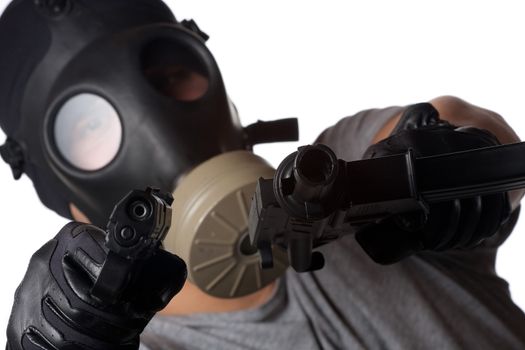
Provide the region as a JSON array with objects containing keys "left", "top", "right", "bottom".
[
  {"left": 6, "top": 222, "right": 186, "bottom": 350},
  {"left": 355, "top": 103, "right": 511, "bottom": 264}
]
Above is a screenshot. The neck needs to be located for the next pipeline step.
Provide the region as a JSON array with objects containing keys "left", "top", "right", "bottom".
[{"left": 159, "top": 280, "right": 277, "bottom": 315}]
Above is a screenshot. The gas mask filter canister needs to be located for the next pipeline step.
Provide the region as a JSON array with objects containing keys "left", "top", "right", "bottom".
[{"left": 164, "top": 151, "right": 289, "bottom": 298}]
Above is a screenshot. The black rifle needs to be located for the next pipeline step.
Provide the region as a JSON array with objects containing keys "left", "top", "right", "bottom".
[{"left": 249, "top": 142, "right": 525, "bottom": 272}]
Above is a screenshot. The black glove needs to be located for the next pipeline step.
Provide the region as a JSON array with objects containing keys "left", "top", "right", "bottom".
[
  {"left": 355, "top": 103, "right": 511, "bottom": 264},
  {"left": 6, "top": 222, "right": 186, "bottom": 350}
]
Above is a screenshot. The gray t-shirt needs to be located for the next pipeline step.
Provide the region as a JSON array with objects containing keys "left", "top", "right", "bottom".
[{"left": 140, "top": 107, "right": 525, "bottom": 350}]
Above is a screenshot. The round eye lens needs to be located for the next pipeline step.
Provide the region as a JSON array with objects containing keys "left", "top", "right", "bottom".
[
  {"left": 144, "top": 65, "right": 209, "bottom": 101},
  {"left": 141, "top": 39, "right": 209, "bottom": 101},
  {"left": 53, "top": 93, "right": 122, "bottom": 171}
]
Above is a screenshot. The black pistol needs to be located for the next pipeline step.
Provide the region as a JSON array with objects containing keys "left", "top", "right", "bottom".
[{"left": 91, "top": 187, "right": 173, "bottom": 303}]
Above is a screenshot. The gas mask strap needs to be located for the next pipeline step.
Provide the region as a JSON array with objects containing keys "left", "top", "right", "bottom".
[
  {"left": 0, "top": 137, "right": 25, "bottom": 180},
  {"left": 244, "top": 118, "right": 299, "bottom": 148}
]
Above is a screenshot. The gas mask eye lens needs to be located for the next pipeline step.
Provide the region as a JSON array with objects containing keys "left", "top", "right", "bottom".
[
  {"left": 144, "top": 65, "right": 209, "bottom": 101},
  {"left": 141, "top": 39, "right": 209, "bottom": 101},
  {"left": 53, "top": 93, "right": 122, "bottom": 171}
]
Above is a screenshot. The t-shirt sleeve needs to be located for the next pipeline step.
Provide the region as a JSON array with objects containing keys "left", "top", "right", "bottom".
[{"left": 314, "top": 106, "right": 404, "bottom": 161}]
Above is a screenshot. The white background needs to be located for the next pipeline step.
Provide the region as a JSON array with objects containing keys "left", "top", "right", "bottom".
[{"left": 1, "top": 0, "right": 524, "bottom": 346}]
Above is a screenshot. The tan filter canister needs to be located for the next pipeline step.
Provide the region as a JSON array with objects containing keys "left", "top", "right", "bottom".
[{"left": 163, "top": 151, "right": 289, "bottom": 298}]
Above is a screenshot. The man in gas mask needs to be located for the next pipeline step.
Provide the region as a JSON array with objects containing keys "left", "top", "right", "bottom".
[{"left": 2, "top": 0, "right": 525, "bottom": 349}]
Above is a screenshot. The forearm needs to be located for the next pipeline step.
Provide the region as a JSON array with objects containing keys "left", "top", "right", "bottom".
[{"left": 430, "top": 96, "right": 520, "bottom": 145}]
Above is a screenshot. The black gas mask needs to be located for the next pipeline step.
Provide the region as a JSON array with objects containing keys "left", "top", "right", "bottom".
[
  {"left": 0, "top": 0, "right": 296, "bottom": 224},
  {"left": 0, "top": 0, "right": 295, "bottom": 298}
]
